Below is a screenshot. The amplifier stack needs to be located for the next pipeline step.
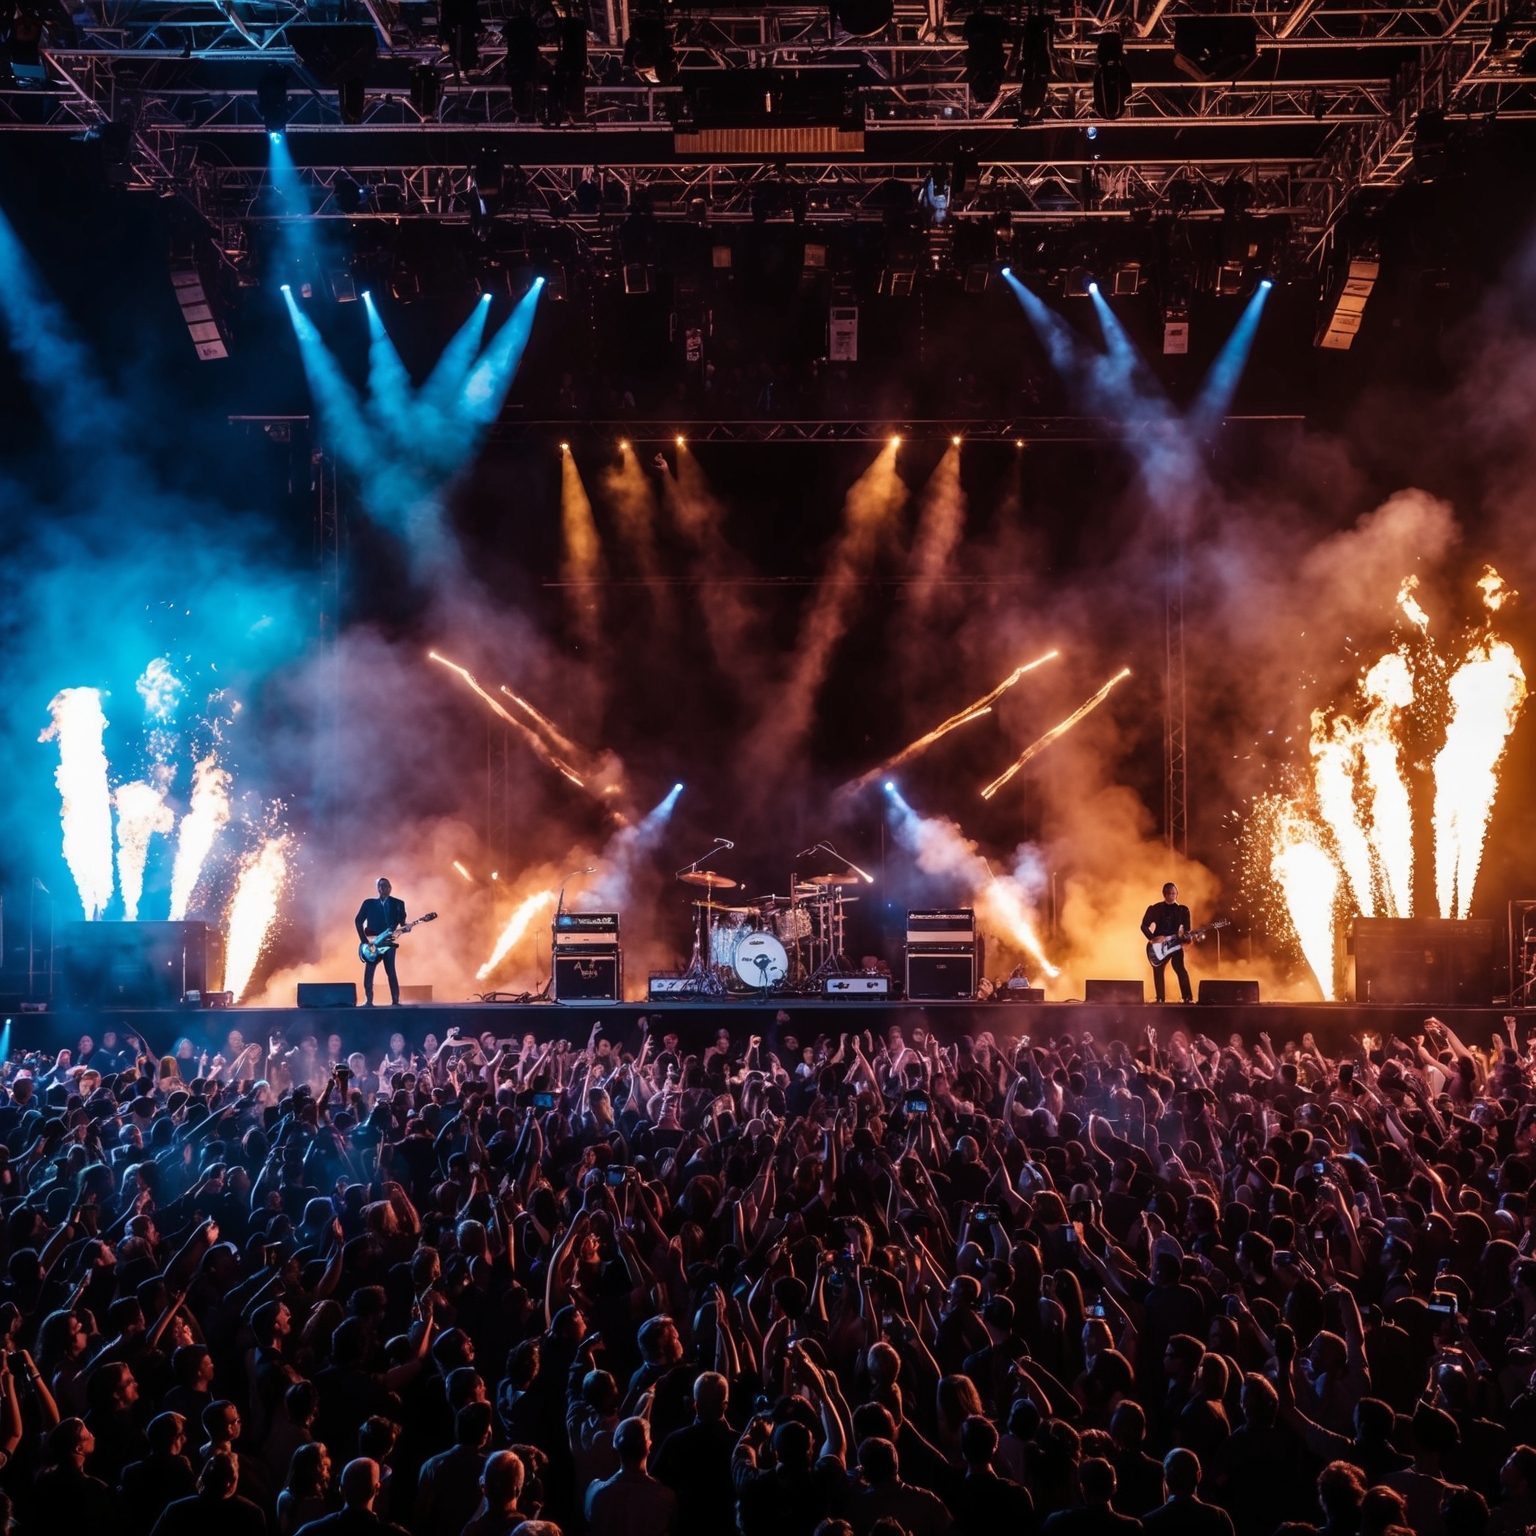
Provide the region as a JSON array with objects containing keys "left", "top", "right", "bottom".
[
  {"left": 905, "top": 909, "right": 982, "bottom": 1000},
  {"left": 552, "top": 912, "right": 622, "bottom": 1002}
]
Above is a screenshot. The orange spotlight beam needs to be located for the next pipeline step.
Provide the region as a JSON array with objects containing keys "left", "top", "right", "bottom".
[
  {"left": 428, "top": 650, "right": 587, "bottom": 789},
  {"left": 980, "top": 667, "right": 1131, "bottom": 800},
  {"left": 842, "top": 650, "right": 1060, "bottom": 794}
]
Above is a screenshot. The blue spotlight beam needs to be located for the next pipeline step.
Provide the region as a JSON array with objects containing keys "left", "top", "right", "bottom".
[
  {"left": 0, "top": 206, "right": 126, "bottom": 456},
  {"left": 361, "top": 291, "right": 416, "bottom": 450},
  {"left": 461, "top": 280, "right": 544, "bottom": 432},
  {"left": 281, "top": 287, "right": 372, "bottom": 472},
  {"left": 267, "top": 132, "right": 320, "bottom": 275},
  {"left": 419, "top": 294, "right": 493, "bottom": 418},
  {"left": 1190, "top": 282, "right": 1272, "bottom": 432}
]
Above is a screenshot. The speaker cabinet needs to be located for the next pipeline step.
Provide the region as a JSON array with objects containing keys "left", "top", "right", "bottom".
[
  {"left": 1198, "top": 979, "right": 1260, "bottom": 1005},
  {"left": 1347, "top": 918, "right": 1495, "bottom": 1006},
  {"left": 555, "top": 951, "right": 621, "bottom": 1002},
  {"left": 906, "top": 945, "right": 978, "bottom": 1000},
  {"left": 59, "top": 921, "right": 219, "bottom": 1008},
  {"left": 297, "top": 982, "right": 357, "bottom": 1008},
  {"left": 1084, "top": 979, "right": 1145, "bottom": 1005}
]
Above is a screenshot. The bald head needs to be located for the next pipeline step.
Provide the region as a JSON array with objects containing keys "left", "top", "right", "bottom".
[
  {"left": 341, "top": 1458, "right": 381, "bottom": 1509},
  {"left": 693, "top": 1372, "right": 729, "bottom": 1422}
]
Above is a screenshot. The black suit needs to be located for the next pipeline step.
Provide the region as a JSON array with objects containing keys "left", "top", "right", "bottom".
[
  {"left": 356, "top": 895, "right": 406, "bottom": 1005},
  {"left": 1142, "top": 900, "right": 1193, "bottom": 1003}
]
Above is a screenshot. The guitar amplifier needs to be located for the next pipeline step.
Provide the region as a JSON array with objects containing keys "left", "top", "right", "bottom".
[
  {"left": 648, "top": 974, "right": 691, "bottom": 999},
  {"left": 555, "top": 950, "right": 621, "bottom": 1002},
  {"left": 823, "top": 975, "right": 891, "bottom": 997},
  {"left": 906, "top": 942, "right": 980, "bottom": 1000},
  {"left": 906, "top": 909, "right": 976, "bottom": 945},
  {"left": 554, "top": 912, "right": 620, "bottom": 947}
]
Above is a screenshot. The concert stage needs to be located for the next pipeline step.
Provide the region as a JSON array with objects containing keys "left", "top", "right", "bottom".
[{"left": 19, "top": 998, "right": 1533, "bottom": 1061}]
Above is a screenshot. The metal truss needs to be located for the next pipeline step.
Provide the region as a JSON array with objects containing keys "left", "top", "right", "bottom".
[
  {"left": 482, "top": 413, "right": 1305, "bottom": 440},
  {"left": 4, "top": 0, "right": 1532, "bottom": 249}
]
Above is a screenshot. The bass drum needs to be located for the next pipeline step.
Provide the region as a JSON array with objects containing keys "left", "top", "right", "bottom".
[{"left": 733, "top": 931, "right": 789, "bottom": 989}]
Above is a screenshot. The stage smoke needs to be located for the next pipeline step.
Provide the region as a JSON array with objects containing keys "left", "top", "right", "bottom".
[
  {"left": 743, "top": 439, "right": 906, "bottom": 782},
  {"left": 559, "top": 448, "right": 607, "bottom": 651},
  {"left": 904, "top": 441, "right": 966, "bottom": 624},
  {"left": 884, "top": 782, "right": 1057, "bottom": 977},
  {"left": 39, "top": 687, "right": 114, "bottom": 920},
  {"left": 602, "top": 444, "right": 670, "bottom": 625},
  {"left": 661, "top": 443, "right": 760, "bottom": 682}
]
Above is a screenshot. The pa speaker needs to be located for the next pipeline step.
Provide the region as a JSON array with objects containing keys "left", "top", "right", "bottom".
[
  {"left": 1085, "top": 979, "right": 1145, "bottom": 1005},
  {"left": 1173, "top": 16, "right": 1258, "bottom": 81},
  {"left": 297, "top": 982, "right": 357, "bottom": 1008},
  {"left": 1198, "top": 979, "right": 1260, "bottom": 1005},
  {"left": 1347, "top": 918, "right": 1494, "bottom": 1005}
]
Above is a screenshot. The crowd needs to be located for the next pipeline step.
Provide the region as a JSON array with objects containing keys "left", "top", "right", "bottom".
[{"left": 0, "top": 1010, "right": 1534, "bottom": 1536}]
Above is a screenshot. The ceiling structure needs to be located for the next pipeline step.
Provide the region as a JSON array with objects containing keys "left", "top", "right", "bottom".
[{"left": 4, "top": 0, "right": 1533, "bottom": 264}]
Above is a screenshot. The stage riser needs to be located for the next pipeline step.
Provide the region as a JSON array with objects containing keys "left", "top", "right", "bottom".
[{"left": 15, "top": 1001, "right": 1532, "bottom": 1060}]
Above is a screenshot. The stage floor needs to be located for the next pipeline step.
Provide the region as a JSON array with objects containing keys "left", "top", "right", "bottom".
[{"left": 15, "top": 997, "right": 1531, "bottom": 1058}]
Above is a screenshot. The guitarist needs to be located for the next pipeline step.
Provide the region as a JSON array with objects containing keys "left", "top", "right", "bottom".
[
  {"left": 355, "top": 877, "right": 407, "bottom": 1006},
  {"left": 1142, "top": 881, "right": 1194, "bottom": 1003}
]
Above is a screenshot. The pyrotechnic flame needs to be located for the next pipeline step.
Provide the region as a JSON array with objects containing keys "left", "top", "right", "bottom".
[
  {"left": 169, "top": 752, "right": 232, "bottom": 920},
  {"left": 224, "top": 835, "right": 291, "bottom": 1002},
  {"left": 1270, "top": 808, "right": 1340, "bottom": 1000},
  {"left": 843, "top": 650, "right": 1060, "bottom": 794},
  {"left": 40, "top": 687, "right": 115, "bottom": 920},
  {"left": 427, "top": 651, "right": 587, "bottom": 789},
  {"left": 1309, "top": 711, "right": 1377, "bottom": 917},
  {"left": 136, "top": 657, "right": 184, "bottom": 721},
  {"left": 1433, "top": 637, "right": 1527, "bottom": 919},
  {"left": 1397, "top": 576, "right": 1430, "bottom": 631},
  {"left": 1359, "top": 650, "right": 1415, "bottom": 917},
  {"left": 477, "top": 888, "right": 555, "bottom": 981},
  {"left": 498, "top": 684, "right": 625, "bottom": 798},
  {"left": 1478, "top": 565, "right": 1514, "bottom": 612},
  {"left": 981, "top": 668, "right": 1131, "bottom": 800},
  {"left": 114, "top": 780, "right": 175, "bottom": 922},
  {"left": 453, "top": 861, "right": 474, "bottom": 882}
]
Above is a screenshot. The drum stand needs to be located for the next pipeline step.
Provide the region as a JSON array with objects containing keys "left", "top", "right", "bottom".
[{"left": 679, "top": 895, "right": 729, "bottom": 996}]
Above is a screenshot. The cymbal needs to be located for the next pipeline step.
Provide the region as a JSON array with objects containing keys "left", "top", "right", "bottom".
[
  {"left": 679, "top": 869, "right": 738, "bottom": 890},
  {"left": 801, "top": 872, "right": 860, "bottom": 886}
]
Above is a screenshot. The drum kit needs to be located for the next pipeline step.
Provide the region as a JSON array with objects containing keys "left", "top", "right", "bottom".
[{"left": 673, "top": 840, "right": 871, "bottom": 996}]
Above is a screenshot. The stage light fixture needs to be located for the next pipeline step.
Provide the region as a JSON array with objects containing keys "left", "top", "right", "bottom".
[
  {"left": 502, "top": 13, "right": 542, "bottom": 117},
  {"left": 1091, "top": 32, "right": 1132, "bottom": 120},
  {"left": 832, "top": 0, "right": 892, "bottom": 36},
  {"left": 619, "top": 438, "right": 629, "bottom": 449},
  {"left": 963, "top": 8, "right": 1008, "bottom": 105},
  {"left": 951, "top": 435, "right": 962, "bottom": 445},
  {"left": 624, "top": 2, "right": 676, "bottom": 85},
  {"left": 410, "top": 63, "right": 442, "bottom": 116},
  {"left": 1015, "top": 438, "right": 1024, "bottom": 447},
  {"left": 1014, "top": 11, "right": 1053, "bottom": 121},
  {"left": 1001, "top": 265, "right": 1011, "bottom": 276},
  {"left": 554, "top": 13, "right": 588, "bottom": 120},
  {"left": 890, "top": 435, "right": 901, "bottom": 446},
  {"left": 559, "top": 441, "right": 570, "bottom": 451},
  {"left": 1261, "top": 277, "right": 1274, "bottom": 289},
  {"left": 676, "top": 435, "right": 685, "bottom": 445},
  {"left": 439, "top": 0, "right": 481, "bottom": 69},
  {"left": 256, "top": 64, "right": 290, "bottom": 132},
  {"left": 673, "top": 782, "right": 684, "bottom": 792},
  {"left": 884, "top": 781, "right": 895, "bottom": 792}
]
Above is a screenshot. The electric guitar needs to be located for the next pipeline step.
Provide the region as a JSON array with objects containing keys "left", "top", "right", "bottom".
[
  {"left": 359, "top": 912, "right": 438, "bottom": 964},
  {"left": 1146, "top": 919, "right": 1229, "bottom": 965}
]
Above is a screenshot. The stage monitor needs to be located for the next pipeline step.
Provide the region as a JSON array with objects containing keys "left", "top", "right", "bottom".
[
  {"left": 1084, "top": 979, "right": 1145, "bottom": 1005},
  {"left": 1198, "top": 979, "right": 1261, "bottom": 1005}
]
